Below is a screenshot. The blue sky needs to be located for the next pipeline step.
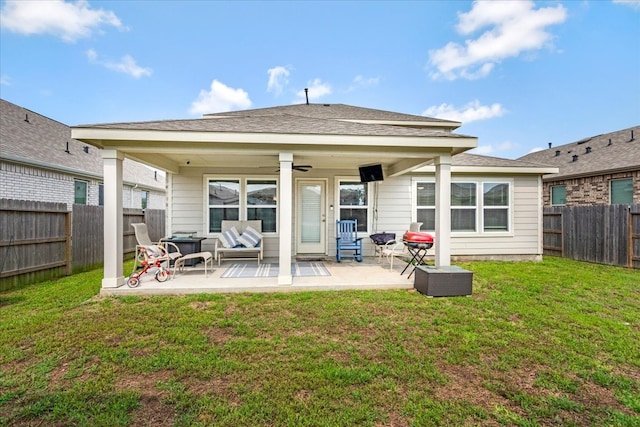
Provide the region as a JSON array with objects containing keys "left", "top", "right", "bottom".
[{"left": 1, "top": 0, "right": 639, "bottom": 159}]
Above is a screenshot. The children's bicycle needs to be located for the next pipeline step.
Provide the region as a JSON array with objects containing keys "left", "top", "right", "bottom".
[{"left": 126, "top": 245, "right": 171, "bottom": 287}]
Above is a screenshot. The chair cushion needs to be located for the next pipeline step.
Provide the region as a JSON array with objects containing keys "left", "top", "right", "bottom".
[
  {"left": 237, "top": 225, "right": 263, "bottom": 248},
  {"left": 220, "top": 227, "right": 241, "bottom": 248}
]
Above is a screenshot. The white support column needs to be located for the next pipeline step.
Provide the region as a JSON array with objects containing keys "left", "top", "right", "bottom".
[
  {"left": 435, "top": 154, "right": 452, "bottom": 267},
  {"left": 102, "top": 149, "right": 125, "bottom": 288},
  {"left": 278, "top": 153, "right": 293, "bottom": 285}
]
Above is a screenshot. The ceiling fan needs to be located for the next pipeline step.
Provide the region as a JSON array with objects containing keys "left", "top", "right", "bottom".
[{"left": 275, "top": 164, "right": 313, "bottom": 172}]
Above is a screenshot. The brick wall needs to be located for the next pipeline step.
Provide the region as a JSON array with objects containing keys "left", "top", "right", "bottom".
[
  {"left": 543, "top": 170, "right": 640, "bottom": 206},
  {"left": 1, "top": 161, "right": 166, "bottom": 210}
]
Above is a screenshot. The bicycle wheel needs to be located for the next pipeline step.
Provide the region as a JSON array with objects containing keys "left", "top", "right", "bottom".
[
  {"left": 155, "top": 269, "right": 170, "bottom": 282},
  {"left": 126, "top": 276, "right": 140, "bottom": 288}
]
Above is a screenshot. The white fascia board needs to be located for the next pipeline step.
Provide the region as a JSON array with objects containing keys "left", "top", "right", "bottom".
[{"left": 71, "top": 128, "right": 477, "bottom": 150}]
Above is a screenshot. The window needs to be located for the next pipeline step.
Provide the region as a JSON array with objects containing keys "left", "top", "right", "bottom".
[
  {"left": 451, "top": 182, "right": 476, "bottom": 232},
  {"left": 247, "top": 180, "right": 277, "bottom": 233},
  {"left": 551, "top": 185, "right": 566, "bottom": 206},
  {"left": 74, "top": 180, "right": 87, "bottom": 205},
  {"left": 206, "top": 178, "right": 278, "bottom": 234},
  {"left": 416, "top": 182, "right": 435, "bottom": 231},
  {"left": 413, "top": 180, "right": 511, "bottom": 234},
  {"left": 611, "top": 178, "right": 633, "bottom": 204},
  {"left": 208, "top": 179, "right": 240, "bottom": 233},
  {"left": 98, "top": 184, "right": 104, "bottom": 206},
  {"left": 483, "top": 183, "right": 509, "bottom": 232},
  {"left": 338, "top": 181, "right": 368, "bottom": 232},
  {"left": 141, "top": 190, "right": 149, "bottom": 210}
]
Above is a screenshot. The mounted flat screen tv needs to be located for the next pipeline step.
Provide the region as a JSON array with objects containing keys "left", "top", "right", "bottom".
[{"left": 359, "top": 164, "right": 384, "bottom": 183}]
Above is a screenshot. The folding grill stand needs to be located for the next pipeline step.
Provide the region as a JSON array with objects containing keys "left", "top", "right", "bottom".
[{"left": 400, "top": 242, "right": 431, "bottom": 278}]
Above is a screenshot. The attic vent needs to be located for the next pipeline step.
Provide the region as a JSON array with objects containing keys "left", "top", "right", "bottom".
[
  {"left": 576, "top": 137, "right": 591, "bottom": 145},
  {"left": 630, "top": 130, "right": 635, "bottom": 142},
  {"left": 555, "top": 150, "right": 561, "bottom": 157},
  {"left": 585, "top": 146, "right": 592, "bottom": 154},
  {"left": 83, "top": 146, "right": 89, "bottom": 154},
  {"left": 572, "top": 154, "right": 579, "bottom": 162}
]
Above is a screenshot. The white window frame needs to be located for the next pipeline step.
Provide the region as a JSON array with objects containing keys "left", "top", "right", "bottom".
[
  {"left": 246, "top": 178, "right": 278, "bottom": 233},
  {"left": 204, "top": 175, "right": 278, "bottom": 236},
  {"left": 411, "top": 177, "right": 513, "bottom": 236},
  {"left": 335, "top": 177, "right": 371, "bottom": 234}
]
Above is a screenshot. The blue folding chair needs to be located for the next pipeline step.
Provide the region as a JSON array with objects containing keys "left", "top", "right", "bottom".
[{"left": 336, "top": 219, "right": 363, "bottom": 262}]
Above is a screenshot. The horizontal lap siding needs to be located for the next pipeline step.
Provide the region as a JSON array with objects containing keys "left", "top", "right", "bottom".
[{"left": 451, "top": 175, "right": 541, "bottom": 255}]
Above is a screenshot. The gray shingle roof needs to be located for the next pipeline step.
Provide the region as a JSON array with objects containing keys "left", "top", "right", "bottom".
[
  {"left": 453, "top": 152, "right": 550, "bottom": 168},
  {"left": 76, "top": 104, "right": 472, "bottom": 139},
  {"left": 1, "top": 98, "right": 164, "bottom": 190},
  {"left": 204, "top": 103, "right": 459, "bottom": 124},
  {"left": 518, "top": 126, "right": 640, "bottom": 180}
]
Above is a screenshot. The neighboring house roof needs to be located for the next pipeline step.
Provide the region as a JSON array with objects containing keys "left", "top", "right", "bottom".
[
  {"left": 517, "top": 125, "right": 640, "bottom": 181},
  {"left": 1, "top": 98, "right": 165, "bottom": 190}
]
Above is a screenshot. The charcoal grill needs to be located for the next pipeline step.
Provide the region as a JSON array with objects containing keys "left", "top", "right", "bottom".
[{"left": 401, "top": 231, "right": 434, "bottom": 278}]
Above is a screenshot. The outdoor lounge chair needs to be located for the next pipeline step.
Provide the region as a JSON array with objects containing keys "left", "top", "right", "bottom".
[
  {"left": 336, "top": 219, "right": 363, "bottom": 262},
  {"left": 131, "top": 223, "right": 183, "bottom": 270}
]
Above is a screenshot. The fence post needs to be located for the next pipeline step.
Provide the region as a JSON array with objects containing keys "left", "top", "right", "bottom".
[{"left": 65, "top": 211, "right": 72, "bottom": 275}]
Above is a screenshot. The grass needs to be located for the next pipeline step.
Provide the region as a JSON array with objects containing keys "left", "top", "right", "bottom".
[{"left": 1, "top": 256, "right": 639, "bottom": 426}]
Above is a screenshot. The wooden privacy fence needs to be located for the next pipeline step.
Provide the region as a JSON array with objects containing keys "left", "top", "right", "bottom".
[
  {"left": 0, "top": 198, "right": 165, "bottom": 290},
  {"left": 543, "top": 204, "right": 640, "bottom": 269}
]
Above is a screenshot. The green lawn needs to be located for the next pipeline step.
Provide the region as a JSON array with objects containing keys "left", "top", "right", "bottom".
[{"left": 1, "top": 257, "right": 639, "bottom": 426}]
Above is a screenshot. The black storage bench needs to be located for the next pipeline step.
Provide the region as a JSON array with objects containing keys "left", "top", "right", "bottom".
[{"left": 413, "top": 265, "right": 473, "bottom": 297}]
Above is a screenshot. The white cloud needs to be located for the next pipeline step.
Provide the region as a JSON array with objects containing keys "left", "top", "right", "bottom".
[
  {"left": 0, "top": 74, "right": 11, "bottom": 86},
  {"left": 347, "top": 75, "right": 380, "bottom": 91},
  {"left": 294, "top": 78, "right": 332, "bottom": 103},
  {"left": 189, "top": 79, "right": 252, "bottom": 115},
  {"left": 422, "top": 99, "right": 506, "bottom": 123},
  {"left": 528, "top": 146, "right": 546, "bottom": 154},
  {"left": 471, "top": 140, "right": 515, "bottom": 155},
  {"left": 613, "top": 0, "right": 640, "bottom": 10},
  {"left": 267, "top": 66, "right": 291, "bottom": 96},
  {"left": 0, "top": 0, "right": 124, "bottom": 43},
  {"left": 86, "top": 49, "right": 152, "bottom": 78},
  {"left": 428, "top": 0, "right": 567, "bottom": 80}
]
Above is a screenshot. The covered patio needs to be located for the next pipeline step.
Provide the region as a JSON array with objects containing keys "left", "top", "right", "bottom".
[{"left": 71, "top": 103, "right": 477, "bottom": 292}]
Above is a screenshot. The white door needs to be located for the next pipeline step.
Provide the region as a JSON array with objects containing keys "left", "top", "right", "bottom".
[{"left": 296, "top": 180, "right": 326, "bottom": 254}]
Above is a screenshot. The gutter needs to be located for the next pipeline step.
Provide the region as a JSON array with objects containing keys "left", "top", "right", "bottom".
[{"left": 0, "top": 154, "right": 166, "bottom": 192}]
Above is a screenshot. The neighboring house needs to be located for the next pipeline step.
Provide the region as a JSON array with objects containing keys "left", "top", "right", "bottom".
[
  {"left": 71, "top": 103, "right": 556, "bottom": 289},
  {"left": 0, "top": 99, "right": 165, "bottom": 210},
  {"left": 518, "top": 126, "right": 640, "bottom": 206}
]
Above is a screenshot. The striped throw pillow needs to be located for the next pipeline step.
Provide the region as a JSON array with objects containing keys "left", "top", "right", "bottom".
[
  {"left": 220, "top": 227, "right": 240, "bottom": 248},
  {"left": 237, "top": 226, "right": 263, "bottom": 248}
]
